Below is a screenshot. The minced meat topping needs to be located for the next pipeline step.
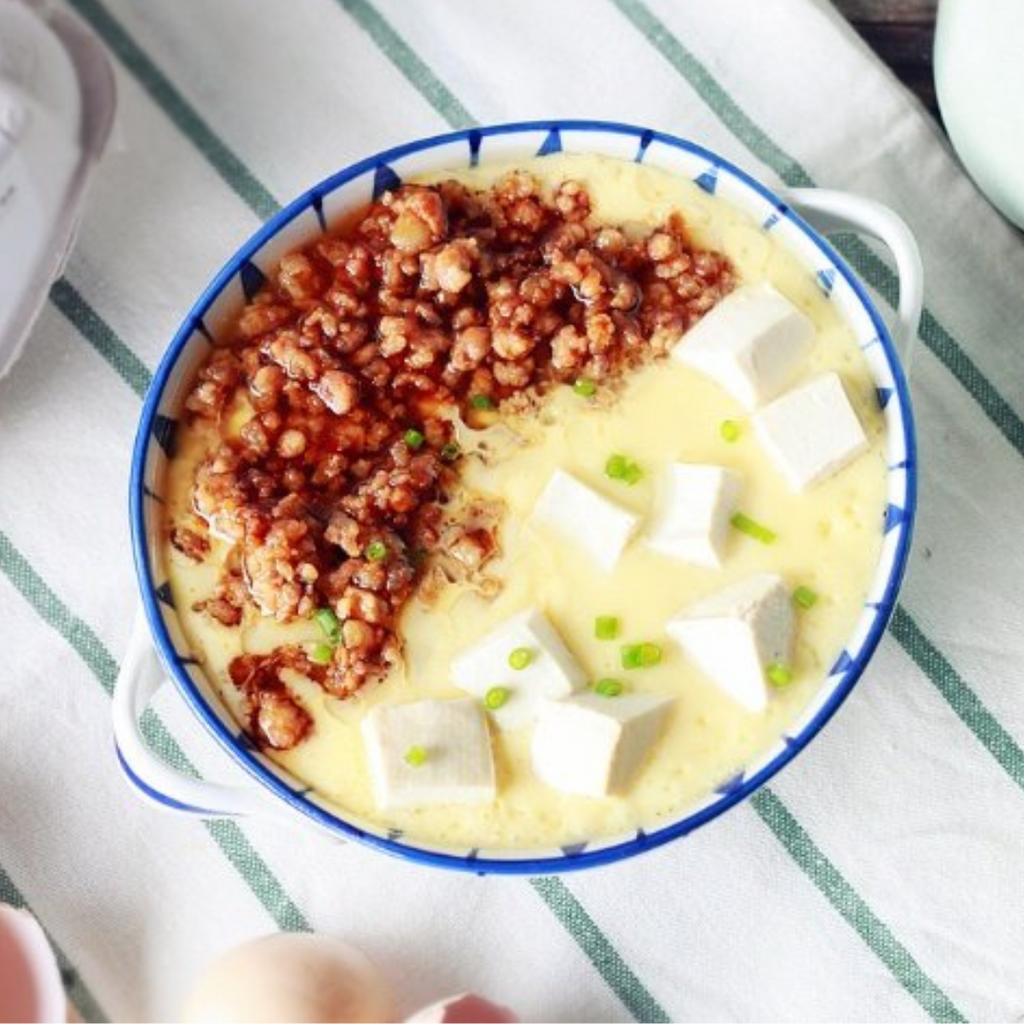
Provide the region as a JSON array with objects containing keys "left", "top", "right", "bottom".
[{"left": 175, "top": 171, "right": 734, "bottom": 749}]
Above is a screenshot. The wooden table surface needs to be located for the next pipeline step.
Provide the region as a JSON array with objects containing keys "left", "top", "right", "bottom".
[{"left": 834, "top": 0, "right": 940, "bottom": 118}]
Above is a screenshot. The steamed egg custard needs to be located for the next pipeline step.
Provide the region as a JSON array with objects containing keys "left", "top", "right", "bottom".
[{"left": 165, "top": 154, "right": 886, "bottom": 849}]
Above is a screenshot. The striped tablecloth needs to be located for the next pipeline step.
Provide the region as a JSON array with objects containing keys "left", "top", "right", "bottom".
[{"left": 3, "top": 1, "right": 1023, "bottom": 1020}]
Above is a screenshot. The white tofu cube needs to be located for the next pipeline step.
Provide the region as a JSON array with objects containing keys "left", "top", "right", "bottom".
[
  {"left": 451, "top": 607, "right": 587, "bottom": 729},
  {"left": 646, "top": 463, "right": 741, "bottom": 568},
  {"left": 532, "top": 693, "right": 673, "bottom": 797},
  {"left": 673, "top": 282, "right": 814, "bottom": 409},
  {"left": 362, "top": 698, "right": 495, "bottom": 810},
  {"left": 665, "top": 573, "right": 793, "bottom": 712},
  {"left": 531, "top": 469, "right": 640, "bottom": 572},
  {"left": 753, "top": 372, "right": 869, "bottom": 490}
]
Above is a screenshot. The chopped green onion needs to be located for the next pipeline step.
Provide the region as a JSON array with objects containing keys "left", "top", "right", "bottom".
[
  {"left": 767, "top": 662, "right": 794, "bottom": 688},
  {"left": 640, "top": 642, "right": 662, "bottom": 667},
  {"left": 621, "top": 462, "right": 644, "bottom": 485},
  {"left": 573, "top": 378, "right": 597, "bottom": 397},
  {"left": 720, "top": 419, "right": 741, "bottom": 443},
  {"left": 605, "top": 453, "right": 643, "bottom": 485},
  {"left": 508, "top": 647, "right": 533, "bottom": 671},
  {"left": 621, "top": 644, "right": 643, "bottom": 669},
  {"left": 793, "top": 585, "right": 819, "bottom": 609},
  {"left": 730, "top": 511, "right": 777, "bottom": 545},
  {"left": 595, "top": 615, "right": 620, "bottom": 640},
  {"left": 605, "top": 453, "right": 629, "bottom": 479},
  {"left": 404, "top": 745, "right": 428, "bottom": 767},
  {"left": 441, "top": 441, "right": 461, "bottom": 461},
  {"left": 484, "top": 686, "right": 510, "bottom": 710},
  {"left": 621, "top": 642, "right": 663, "bottom": 670},
  {"left": 470, "top": 394, "right": 494, "bottom": 409},
  {"left": 593, "top": 678, "right": 624, "bottom": 698},
  {"left": 309, "top": 642, "right": 333, "bottom": 665},
  {"left": 314, "top": 607, "right": 341, "bottom": 644},
  {"left": 364, "top": 540, "right": 387, "bottom": 562},
  {"left": 404, "top": 428, "right": 425, "bottom": 450}
]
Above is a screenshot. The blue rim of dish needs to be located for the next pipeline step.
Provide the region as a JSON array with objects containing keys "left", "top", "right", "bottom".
[{"left": 129, "top": 119, "right": 917, "bottom": 875}]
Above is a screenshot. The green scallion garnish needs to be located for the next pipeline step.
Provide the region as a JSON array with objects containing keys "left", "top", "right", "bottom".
[
  {"left": 793, "top": 585, "right": 818, "bottom": 609},
  {"left": 404, "top": 745, "right": 428, "bottom": 767},
  {"left": 365, "top": 540, "right": 387, "bottom": 562},
  {"left": 767, "top": 662, "right": 793, "bottom": 687},
  {"left": 640, "top": 642, "right": 662, "bottom": 667},
  {"left": 508, "top": 647, "right": 533, "bottom": 671},
  {"left": 309, "top": 642, "right": 333, "bottom": 665},
  {"left": 593, "top": 678, "right": 624, "bottom": 698},
  {"left": 730, "top": 511, "right": 777, "bottom": 545},
  {"left": 621, "top": 642, "right": 662, "bottom": 670},
  {"left": 605, "top": 453, "right": 643, "bottom": 485},
  {"left": 720, "top": 419, "right": 741, "bottom": 443},
  {"left": 484, "top": 686, "right": 510, "bottom": 710},
  {"left": 470, "top": 394, "right": 494, "bottom": 409},
  {"left": 314, "top": 607, "right": 341, "bottom": 644},
  {"left": 595, "top": 615, "right": 619, "bottom": 640},
  {"left": 573, "top": 378, "right": 597, "bottom": 398},
  {"left": 404, "top": 428, "right": 425, "bottom": 450},
  {"left": 441, "top": 441, "right": 461, "bottom": 461}
]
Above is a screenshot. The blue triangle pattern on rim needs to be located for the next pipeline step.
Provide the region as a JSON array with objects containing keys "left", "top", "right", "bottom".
[
  {"left": 715, "top": 771, "right": 745, "bottom": 796},
  {"left": 236, "top": 730, "right": 258, "bottom": 752},
  {"left": 466, "top": 847, "right": 480, "bottom": 861},
  {"left": 634, "top": 129, "right": 655, "bottom": 163},
  {"left": 876, "top": 387, "right": 894, "bottom": 410},
  {"left": 694, "top": 165, "right": 718, "bottom": 193},
  {"left": 889, "top": 458, "right": 911, "bottom": 471},
  {"left": 386, "top": 827, "right": 404, "bottom": 842},
  {"left": 190, "top": 316, "right": 213, "bottom": 343},
  {"left": 537, "top": 128, "right": 562, "bottom": 157},
  {"left": 634, "top": 827, "right": 650, "bottom": 845},
  {"left": 372, "top": 163, "right": 402, "bottom": 200},
  {"left": 762, "top": 212, "right": 780, "bottom": 230},
  {"left": 311, "top": 193, "right": 327, "bottom": 231},
  {"left": 830, "top": 649, "right": 854, "bottom": 676},
  {"left": 561, "top": 841, "right": 588, "bottom": 857},
  {"left": 152, "top": 414, "right": 178, "bottom": 458},
  {"left": 816, "top": 268, "right": 837, "bottom": 297},
  {"left": 782, "top": 734, "right": 800, "bottom": 750},
  {"left": 154, "top": 581, "right": 175, "bottom": 608},
  {"left": 884, "top": 503, "right": 906, "bottom": 534},
  {"left": 239, "top": 259, "right": 266, "bottom": 302},
  {"left": 468, "top": 128, "right": 482, "bottom": 167}
]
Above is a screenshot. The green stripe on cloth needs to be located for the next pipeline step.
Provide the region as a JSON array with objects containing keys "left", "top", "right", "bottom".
[
  {"left": 333, "top": 0, "right": 476, "bottom": 129},
  {"left": 0, "top": 861, "right": 109, "bottom": 1023},
  {"left": 49, "top": 278, "right": 152, "bottom": 399},
  {"left": 62, "top": 0, "right": 279, "bottom": 221},
  {"left": 531, "top": 878, "right": 670, "bottom": 1023},
  {"left": 891, "top": 606, "right": 1024, "bottom": 791},
  {"left": 609, "top": 0, "right": 1024, "bottom": 462},
  {"left": 751, "top": 790, "right": 966, "bottom": 1023},
  {"left": 0, "top": 529, "right": 309, "bottom": 934}
]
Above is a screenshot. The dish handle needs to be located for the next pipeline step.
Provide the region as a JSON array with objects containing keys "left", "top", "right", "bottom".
[
  {"left": 786, "top": 188, "right": 923, "bottom": 373},
  {"left": 113, "top": 610, "right": 298, "bottom": 825}
]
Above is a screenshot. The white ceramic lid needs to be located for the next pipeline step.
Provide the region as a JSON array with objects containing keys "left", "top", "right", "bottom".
[
  {"left": 935, "top": 0, "right": 1024, "bottom": 229},
  {"left": 0, "top": 0, "right": 116, "bottom": 382}
]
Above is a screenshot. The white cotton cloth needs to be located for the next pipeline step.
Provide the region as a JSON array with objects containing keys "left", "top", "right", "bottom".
[{"left": 2, "top": 0, "right": 1023, "bottom": 1020}]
